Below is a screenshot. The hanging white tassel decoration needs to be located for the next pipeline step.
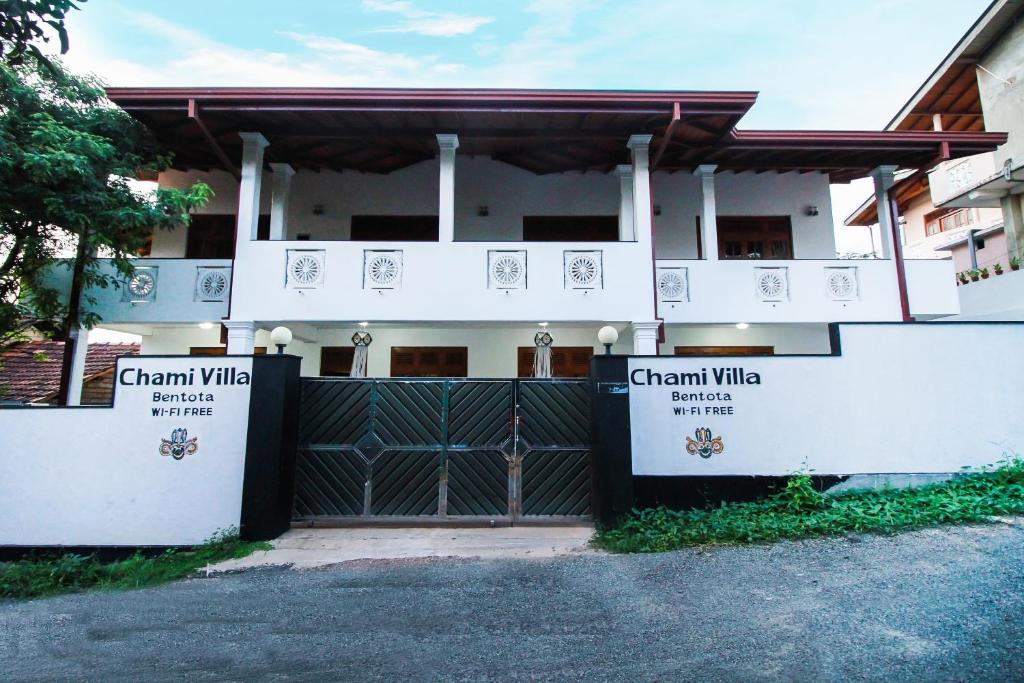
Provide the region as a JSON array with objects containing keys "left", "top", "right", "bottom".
[
  {"left": 533, "top": 329, "right": 553, "bottom": 378},
  {"left": 350, "top": 330, "right": 372, "bottom": 378}
]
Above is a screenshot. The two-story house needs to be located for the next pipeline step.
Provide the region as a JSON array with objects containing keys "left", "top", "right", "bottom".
[
  {"left": 47, "top": 87, "right": 1003, "bottom": 397},
  {"left": 846, "top": 0, "right": 1024, "bottom": 319}
]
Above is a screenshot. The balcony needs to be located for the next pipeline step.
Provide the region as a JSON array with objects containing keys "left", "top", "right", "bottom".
[
  {"left": 655, "top": 258, "right": 958, "bottom": 323},
  {"left": 228, "top": 240, "right": 655, "bottom": 323},
  {"left": 40, "top": 258, "right": 232, "bottom": 325}
]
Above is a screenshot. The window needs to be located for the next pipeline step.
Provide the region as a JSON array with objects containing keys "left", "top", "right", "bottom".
[
  {"left": 522, "top": 216, "right": 619, "bottom": 242},
  {"left": 350, "top": 215, "right": 439, "bottom": 241},
  {"left": 674, "top": 346, "right": 775, "bottom": 356},
  {"left": 185, "top": 214, "right": 269, "bottom": 259},
  {"left": 390, "top": 347, "right": 467, "bottom": 377},
  {"left": 517, "top": 346, "right": 593, "bottom": 377},
  {"left": 717, "top": 217, "right": 793, "bottom": 259},
  {"left": 924, "top": 208, "right": 978, "bottom": 237},
  {"left": 190, "top": 346, "right": 266, "bottom": 355},
  {"left": 320, "top": 347, "right": 355, "bottom": 377}
]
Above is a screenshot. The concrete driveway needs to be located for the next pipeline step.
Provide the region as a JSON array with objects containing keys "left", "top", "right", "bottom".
[{"left": 3, "top": 521, "right": 1024, "bottom": 682}]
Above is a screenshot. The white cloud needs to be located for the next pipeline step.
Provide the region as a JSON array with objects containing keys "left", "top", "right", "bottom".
[
  {"left": 59, "top": 9, "right": 467, "bottom": 87},
  {"left": 361, "top": 0, "right": 493, "bottom": 37}
]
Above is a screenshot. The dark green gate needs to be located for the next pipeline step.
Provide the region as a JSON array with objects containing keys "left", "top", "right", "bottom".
[{"left": 293, "top": 378, "right": 591, "bottom": 522}]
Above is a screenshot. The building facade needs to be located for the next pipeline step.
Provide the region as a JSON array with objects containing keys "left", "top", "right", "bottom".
[
  {"left": 846, "top": 0, "right": 1024, "bottom": 317},
  {"left": 46, "top": 87, "right": 1005, "bottom": 394}
]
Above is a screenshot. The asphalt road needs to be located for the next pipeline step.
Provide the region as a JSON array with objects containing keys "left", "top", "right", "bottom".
[{"left": 3, "top": 522, "right": 1024, "bottom": 682}]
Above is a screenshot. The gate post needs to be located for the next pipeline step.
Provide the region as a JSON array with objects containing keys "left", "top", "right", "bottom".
[
  {"left": 239, "top": 354, "right": 302, "bottom": 540},
  {"left": 589, "top": 356, "right": 635, "bottom": 528}
]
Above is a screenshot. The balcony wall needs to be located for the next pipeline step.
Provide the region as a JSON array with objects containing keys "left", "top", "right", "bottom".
[
  {"left": 39, "top": 258, "right": 231, "bottom": 325},
  {"left": 655, "top": 258, "right": 958, "bottom": 324},
  {"left": 229, "top": 240, "right": 655, "bottom": 323}
]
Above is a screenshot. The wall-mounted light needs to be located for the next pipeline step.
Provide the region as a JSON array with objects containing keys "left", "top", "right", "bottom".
[
  {"left": 653, "top": 204, "right": 662, "bottom": 216},
  {"left": 312, "top": 204, "right": 325, "bottom": 216},
  {"left": 735, "top": 322, "right": 750, "bottom": 330},
  {"left": 198, "top": 322, "right": 214, "bottom": 330},
  {"left": 477, "top": 205, "right": 489, "bottom": 217},
  {"left": 805, "top": 205, "right": 819, "bottom": 216},
  {"left": 359, "top": 321, "right": 369, "bottom": 327}
]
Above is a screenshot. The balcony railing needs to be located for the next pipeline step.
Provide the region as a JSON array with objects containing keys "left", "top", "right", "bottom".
[
  {"left": 38, "top": 258, "right": 232, "bottom": 325},
  {"left": 655, "top": 258, "right": 958, "bottom": 323},
  {"left": 230, "top": 240, "right": 655, "bottom": 323}
]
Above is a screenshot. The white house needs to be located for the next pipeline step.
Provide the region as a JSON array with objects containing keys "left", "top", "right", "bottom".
[{"left": 49, "top": 87, "right": 1005, "bottom": 394}]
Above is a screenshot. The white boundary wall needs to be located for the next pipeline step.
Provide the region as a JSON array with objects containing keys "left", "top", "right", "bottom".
[
  {"left": 0, "top": 356, "right": 254, "bottom": 546},
  {"left": 629, "top": 323, "right": 1024, "bottom": 475}
]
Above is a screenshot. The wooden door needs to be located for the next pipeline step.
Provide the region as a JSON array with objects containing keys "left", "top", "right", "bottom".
[
  {"left": 186, "top": 214, "right": 270, "bottom": 259},
  {"left": 390, "top": 347, "right": 468, "bottom": 377},
  {"left": 717, "top": 216, "right": 793, "bottom": 259},
  {"left": 517, "top": 346, "right": 593, "bottom": 377},
  {"left": 320, "top": 347, "right": 355, "bottom": 377}
]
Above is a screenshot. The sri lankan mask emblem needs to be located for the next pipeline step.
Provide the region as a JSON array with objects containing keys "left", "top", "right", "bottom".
[
  {"left": 685, "top": 427, "right": 724, "bottom": 459},
  {"left": 160, "top": 428, "right": 198, "bottom": 460}
]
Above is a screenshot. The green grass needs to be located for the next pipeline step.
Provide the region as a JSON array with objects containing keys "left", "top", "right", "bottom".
[
  {"left": 594, "top": 459, "right": 1024, "bottom": 553},
  {"left": 0, "top": 531, "right": 271, "bottom": 600}
]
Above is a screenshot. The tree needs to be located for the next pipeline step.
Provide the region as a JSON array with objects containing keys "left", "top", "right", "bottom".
[
  {"left": 0, "top": 0, "right": 83, "bottom": 69},
  {"left": 0, "top": 58, "right": 211, "bottom": 373}
]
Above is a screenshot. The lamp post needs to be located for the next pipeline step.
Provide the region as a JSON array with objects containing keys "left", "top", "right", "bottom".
[
  {"left": 597, "top": 325, "right": 619, "bottom": 355},
  {"left": 270, "top": 326, "right": 293, "bottom": 354}
]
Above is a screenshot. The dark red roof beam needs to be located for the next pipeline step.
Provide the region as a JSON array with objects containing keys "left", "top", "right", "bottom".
[{"left": 188, "top": 98, "right": 241, "bottom": 180}]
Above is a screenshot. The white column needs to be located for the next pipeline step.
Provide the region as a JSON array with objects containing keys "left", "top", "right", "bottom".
[
  {"left": 871, "top": 165, "right": 898, "bottom": 259},
  {"left": 630, "top": 321, "right": 660, "bottom": 355},
  {"left": 627, "top": 135, "right": 654, "bottom": 252},
  {"left": 694, "top": 165, "right": 718, "bottom": 260},
  {"left": 615, "top": 164, "right": 635, "bottom": 241},
  {"left": 268, "top": 163, "right": 295, "bottom": 241},
  {"left": 437, "top": 134, "right": 459, "bottom": 242},
  {"left": 236, "top": 133, "right": 269, "bottom": 247},
  {"left": 224, "top": 321, "right": 256, "bottom": 355},
  {"left": 66, "top": 326, "right": 90, "bottom": 406}
]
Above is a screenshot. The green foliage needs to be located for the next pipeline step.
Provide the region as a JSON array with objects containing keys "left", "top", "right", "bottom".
[
  {"left": 0, "top": 531, "right": 271, "bottom": 600},
  {"left": 0, "top": 57, "right": 211, "bottom": 349},
  {"left": 0, "top": 0, "right": 82, "bottom": 69},
  {"left": 594, "top": 459, "right": 1024, "bottom": 553}
]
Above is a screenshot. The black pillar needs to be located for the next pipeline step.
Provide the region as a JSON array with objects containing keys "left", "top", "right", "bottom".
[
  {"left": 589, "top": 355, "right": 634, "bottom": 528},
  {"left": 239, "top": 354, "right": 302, "bottom": 541}
]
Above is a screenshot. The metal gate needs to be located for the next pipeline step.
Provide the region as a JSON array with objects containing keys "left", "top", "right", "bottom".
[{"left": 292, "top": 378, "right": 591, "bottom": 522}]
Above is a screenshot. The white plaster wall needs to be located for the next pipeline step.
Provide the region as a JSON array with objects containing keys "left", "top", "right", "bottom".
[
  {"left": 159, "top": 163, "right": 834, "bottom": 256},
  {"left": 454, "top": 158, "right": 620, "bottom": 240},
  {"left": 978, "top": 21, "right": 1024, "bottom": 168},
  {"left": 660, "top": 323, "right": 832, "bottom": 355},
  {"left": 139, "top": 322, "right": 839, "bottom": 378},
  {"left": 140, "top": 325, "right": 320, "bottom": 376},
  {"left": 653, "top": 171, "right": 837, "bottom": 259},
  {"left": 631, "top": 323, "right": 1024, "bottom": 476},
  {"left": 230, "top": 240, "right": 656, "bottom": 323},
  {"left": 0, "top": 356, "right": 254, "bottom": 545}
]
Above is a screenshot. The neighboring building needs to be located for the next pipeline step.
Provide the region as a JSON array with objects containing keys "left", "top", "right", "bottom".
[
  {"left": 846, "top": 0, "right": 1024, "bottom": 317},
  {"left": 38, "top": 86, "right": 1004, "bottom": 389},
  {"left": 0, "top": 340, "right": 139, "bottom": 405}
]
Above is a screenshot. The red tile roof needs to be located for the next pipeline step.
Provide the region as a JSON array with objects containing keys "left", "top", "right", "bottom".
[{"left": 0, "top": 340, "right": 139, "bottom": 403}]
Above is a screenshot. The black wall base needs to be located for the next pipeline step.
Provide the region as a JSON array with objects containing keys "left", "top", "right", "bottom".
[{"left": 239, "top": 354, "right": 302, "bottom": 541}]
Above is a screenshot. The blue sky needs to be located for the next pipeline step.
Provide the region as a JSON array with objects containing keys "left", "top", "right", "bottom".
[{"left": 61, "top": 0, "right": 989, "bottom": 129}]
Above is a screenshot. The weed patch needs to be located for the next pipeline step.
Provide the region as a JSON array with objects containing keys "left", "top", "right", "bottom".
[
  {"left": 0, "top": 531, "right": 271, "bottom": 600},
  {"left": 595, "top": 460, "right": 1024, "bottom": 553}
]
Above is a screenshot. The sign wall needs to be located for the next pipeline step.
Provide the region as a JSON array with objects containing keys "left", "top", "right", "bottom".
[
  {"left": 629, "top": 324, "right": 1024, "bottom": 476},
  {"left": 0, "top": 356, "right": 255, "bottom": 546}
]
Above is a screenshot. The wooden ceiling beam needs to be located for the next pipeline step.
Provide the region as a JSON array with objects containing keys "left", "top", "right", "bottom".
[
  {"left": 187, "top": 99, "right": 241, "bottom": 180},
  {"left": 651, "top": 102, "right": 682, "bottom": 170}
]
